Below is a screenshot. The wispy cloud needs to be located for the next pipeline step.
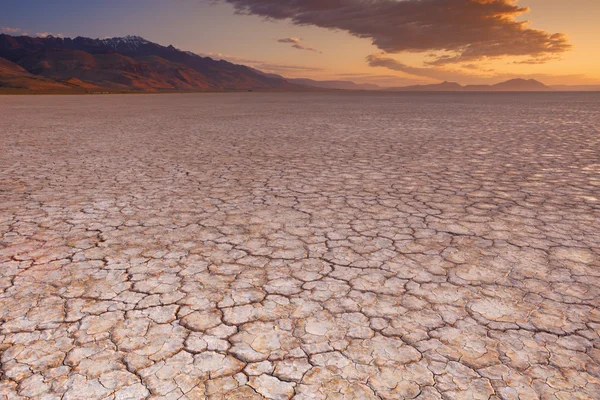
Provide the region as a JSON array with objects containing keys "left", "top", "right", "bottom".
[
  {"left": 335, "top": 73, "right": 433, "bottom": 87},
  {"left": 513, "top": 56, "right": 562, "bottom": 65},
  {"left": 367, "top": 53, "right": 485, "bottom": 82},
  {"left": 1, "top": 26, "right": 22, "bottom": 34},
  {"left": 36, "top": 32, "right": 64, "bottom": 38},
  {"left": 200, "top": 52, "right": 323, "bottom": 75},
  {"left": 277, "top": 37, "right": 321, "bottom": 53}
]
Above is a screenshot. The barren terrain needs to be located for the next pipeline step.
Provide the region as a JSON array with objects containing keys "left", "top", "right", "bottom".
[{"left": 1, "top": 93, "right": 599, "bottom": 399}]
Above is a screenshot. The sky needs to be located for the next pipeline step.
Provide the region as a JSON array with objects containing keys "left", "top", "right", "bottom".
[{"left": 2, "top": 0, "right": 599, "bottom": 86}]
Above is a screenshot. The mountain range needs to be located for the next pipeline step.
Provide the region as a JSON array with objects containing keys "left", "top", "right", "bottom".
[
  {"left": 0, "top": 34, "right": 300, "bottom": 92},
  {"left": 385, "top": 79, "right": 551, "bottom": 92},
  {"left": 246, "top": 70, "right": 555, "bottom": 92},
  {"left": 0, "top": 34, "right": 595, "bottom": 93}
]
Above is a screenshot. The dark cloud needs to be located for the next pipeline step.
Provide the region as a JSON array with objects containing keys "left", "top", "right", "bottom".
[
  {"left": 367, "top": 53, "right": 480, "bottom": 81},
  {"left": 224, "top": 0, "right": 570, "bottom": 65},
  {"left": 277, "top": 37, "right": 321, "bottom": 53}
]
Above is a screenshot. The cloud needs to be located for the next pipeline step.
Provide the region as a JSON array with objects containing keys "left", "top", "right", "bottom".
[
  {"left": 367, "top": 53, "right": 484, "bottom": 82},
  {"left": 513, "top": 56, "right": 561, "bottom": 65},
  {"left": 36, "top": 32, "right": 64, "bottom": 38},
  {"left": 200, "top": 52, "right": 323, "bottom": 75},
  {"left": 1, "top": 26, "right": 22, "bottom": 34},
  {"left": 255, "top": 62, "right": 323, "bottom": 73},
  {"left": 277, "top": 37, "right": 321, "bottom": 53},
  {"left": 335, "top": 73, "right": 433, "bottom": 87},
  {"left": 461, "top": 63, "right": 487, "bottom": 70},
  {"left": 366, "top": 52, "right": 591, "bottom": 85},
  {"left": 224, "top": 0, "right": 570, "bottom": 65}
]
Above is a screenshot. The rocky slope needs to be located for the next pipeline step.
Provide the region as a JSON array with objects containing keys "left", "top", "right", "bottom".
[{"left": 0, "top": 34, "right": 300, "bottom": 92}]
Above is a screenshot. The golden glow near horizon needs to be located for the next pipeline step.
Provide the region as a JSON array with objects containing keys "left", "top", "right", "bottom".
[
  {"left": 194, "top": 0, "right": 600, "bottom": 86},
  {"left": 3, "top": 0, "right": 599, "bottom": 86}
]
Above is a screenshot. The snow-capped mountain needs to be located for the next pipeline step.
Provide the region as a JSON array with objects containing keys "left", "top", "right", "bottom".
[
  {"left": 100, "top": 35, "right": 150, "bottom": 51},
  {"left": 0, "top": 33, "right": 300, "bottom": 92}
]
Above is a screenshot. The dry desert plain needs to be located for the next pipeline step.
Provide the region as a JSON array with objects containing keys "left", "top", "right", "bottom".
[{"left": 0, "top": 92, "right": 599, "bottom": 399}]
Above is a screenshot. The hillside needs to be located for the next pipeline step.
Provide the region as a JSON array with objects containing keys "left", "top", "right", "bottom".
[
  {"left": 0, "top": 34, "right": 302, "bottom": 92},
  {"left": 0, "top": 55, "right": 83, "bottom": 91},
  {"left": 0, "top": 35, "right": 563, "bottom": 94}
]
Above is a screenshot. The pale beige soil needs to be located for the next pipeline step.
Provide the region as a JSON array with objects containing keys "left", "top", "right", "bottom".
[{"left": 1, "top": 93, "right": 599, "bottom": 399}]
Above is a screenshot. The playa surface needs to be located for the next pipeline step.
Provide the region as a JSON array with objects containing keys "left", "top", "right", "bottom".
[{"left": 1, "top": 92, "right": 599, "bottom": 399}]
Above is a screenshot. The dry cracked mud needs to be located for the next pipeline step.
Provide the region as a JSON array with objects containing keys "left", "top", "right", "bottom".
[{"left": 0, "top": 92, "right": 599, "bottom": 399}]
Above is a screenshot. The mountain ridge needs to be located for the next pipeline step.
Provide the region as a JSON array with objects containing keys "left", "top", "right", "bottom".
[
  {"left": 287, "top": 78, "right": 382, "bottom": 91},
  {"left": 0, "top": 33, "right": 303, "bottom": 92},
  {"left": 386, "top": 79, "right": 551, "bottom": 92},
  {"left": 1, "top": 34, "right": 592, "bottom": 93}
]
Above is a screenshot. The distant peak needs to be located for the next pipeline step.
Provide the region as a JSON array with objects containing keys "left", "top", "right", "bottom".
[
  {"left": 438, "top": 81, "right": 461, "bottom": 86},
  {"left": 120, "top": 35, "right": 149, "bottom": 43},
  {"left": 97, "top": 35, "right": 151, "bottom": 51},
  {"left": 492, "top": 78, "right": 548, "bottom": 90}
]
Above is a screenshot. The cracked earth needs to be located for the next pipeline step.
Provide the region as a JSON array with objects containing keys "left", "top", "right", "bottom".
[{"left": 0, "top": 92, "right": 599, "bottom": 399}]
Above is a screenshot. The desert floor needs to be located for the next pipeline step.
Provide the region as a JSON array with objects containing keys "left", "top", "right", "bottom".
[{"left": 1, "top": 93, "right": 599, "bottom": 399}]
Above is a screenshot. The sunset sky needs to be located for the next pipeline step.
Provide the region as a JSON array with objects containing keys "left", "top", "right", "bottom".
[{"left": 2, "top": 0, "right": 599, "bottom": 86}]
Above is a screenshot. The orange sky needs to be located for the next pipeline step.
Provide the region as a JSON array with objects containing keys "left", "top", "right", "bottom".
[
  {"left": 211, "top": 0, "right": 600, "bottom": 86},
  {"left": 2, "top": 0, "right": 599, "bottom": 86}
]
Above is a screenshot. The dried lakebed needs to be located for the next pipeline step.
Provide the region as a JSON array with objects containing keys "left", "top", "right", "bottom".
[{"left": 0, "top": 92, "right": 599, "bottom": 399}]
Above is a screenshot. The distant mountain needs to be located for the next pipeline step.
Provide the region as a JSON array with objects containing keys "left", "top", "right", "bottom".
[
  {"left": 245, "top": 70, "right": 383, "bottom": 91},
  {"left": 486, "top": 78, "right": 550, "bottom": 91},
  {"left": 387, "top": 81, "right": 463, "bottom": 92},
  {"left": 387, "top": 79, "right": 551, "bottom": 92},
  {"left": 0, "top": 34, "right": 302, "bottom": 92},
  {"left": 550, "top": 85, "right": 600, "bottom": 92},
  {"left": 287, "top": 78, "right": 382, "bottom": 91},
  {"left": 0, "top": 34, "right": 571, "bottom": 94}
]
